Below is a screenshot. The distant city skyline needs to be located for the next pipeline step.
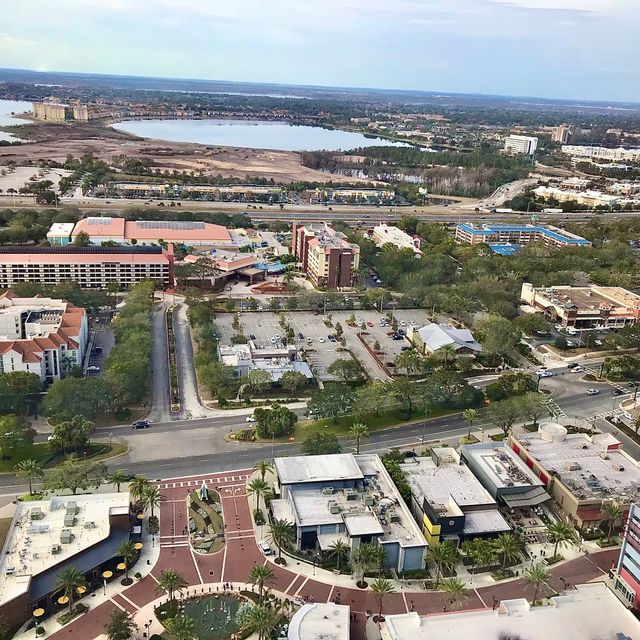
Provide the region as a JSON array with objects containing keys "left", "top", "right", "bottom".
[{"left": 2, "top": 0, "right": 639, "bottom": 103}]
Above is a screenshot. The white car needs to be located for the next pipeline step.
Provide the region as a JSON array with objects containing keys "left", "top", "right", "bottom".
[
  {"left": 270, "top": 337, "right": 276, "bottom": 344},
  {"left": 318, "top": 337, "right": 326, "bottom": 343},
  {"left": 258, "top": 540, "right": 273, "bottom": 555},
  {"left": 573, "top": 366, "right": 585, "bottom": 373},
  {"left": 246, "top": 415, "right": 256, "bottom": 423},
  {"left": 554, "top": 324, "right": 564, "bottom": 332},
  {"left": 87, "top": 365, "right": 100, "bottom": 372},
  {"left": 400, "top": 320, "right": 406, "bottom": 326},
  {"left": 536, "top": 369, "right": 552, "bottom": 377},
  {"left": 586, "top": 388, "right": 600, "bottom": 396}
]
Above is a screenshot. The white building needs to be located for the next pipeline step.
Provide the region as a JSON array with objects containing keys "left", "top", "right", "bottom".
[
  {"left": 381, "top": 583, "right": 640, "bottom": 640},
  {"left": 46, "top": 223, "right": 75, "bottom": 246},
  {"left": 371, "top": 224, "right": 422, "bottom": 254},
  {"left": 0, "top": 292, "right": 88, "bottom": 382},
  {"left": 288, "top": 603, "right": 350, "bottom": 640},
  {"left": 504, "top": 135, "right": 538, "bottom": 156},
  {"left": 217, "top": 342, "right": 313, "bottom": 383},
  {"left": 561, "top": 145, "right": 640, "bottom": 162}
]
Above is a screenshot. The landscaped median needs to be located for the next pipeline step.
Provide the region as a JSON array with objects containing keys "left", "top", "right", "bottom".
[
  {"left": 228, "top": 405, "right": 463, "bottom": 447},
  {"left": 167, "top": 304, "right": 180, "bottom": 413}
]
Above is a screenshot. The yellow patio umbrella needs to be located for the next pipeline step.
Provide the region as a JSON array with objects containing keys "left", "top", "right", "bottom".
[
  {"left": 57, "top": 596, "right": 69, "bottom": 605},
  {"left": 102, "top": 570, "right": 113, "bottom": 580},
  {"left": 134, "top": 542, "right": 143, "bottom": 551},
  {"left": 116, "top": 562, "right": 127, "bottom": 571},
  {"left": 76, "top": 586, "right": 87, "bottom": 595},
  {"left": 33, "top": 608, "right": 45, "bottom": 618},
  {"left": 136, "top": 513, "right": 145, "bottom": 520}
]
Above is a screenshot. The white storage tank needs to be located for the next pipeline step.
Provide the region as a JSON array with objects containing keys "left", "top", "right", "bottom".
[{"left": 538, "top": 422, "right": 567, "bottom": 443}]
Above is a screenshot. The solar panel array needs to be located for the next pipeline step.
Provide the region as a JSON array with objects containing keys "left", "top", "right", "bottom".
[
  {"left": 87, "top": 218, "right": 115, "bottom": 226},
  {"left": 134, "top": 221, "right": 206, "bottom": 230}
]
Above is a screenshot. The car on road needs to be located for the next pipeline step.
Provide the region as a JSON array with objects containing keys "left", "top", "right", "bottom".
[
  {"left": 132, "top": 420, "right": 151, "bottom": 430},
  {"left": 612, "top": 389, "right": 624, "bottom": 396},
  {"left": 249, "top": 334, "right": 256, "bottom": 340},
  {"left": 400, "top": 320, "right": 406, "bottom": 326},
  {"left": 586, "top": 388, "right": 600, "bottom": 396},
  {"left": 554, "top": 324, "right": 564, "bottom": 332},
  {"left": 567, "top": 362, "right": 578, "bottom": 369},
  {"left": 573, "top": 366, "right": 585, "bottom": 373},
  {"left": 537, "top": 370, "right": 554, "bottom": 377},
  {"left": 318, "top": 337, "right": 325, "bottom": 343},
  {"left": 245, "top": 415, "right": 256, "bottom": 423},
  {"left": 400, "top": 346, "right": 411, "bottom": 351}
]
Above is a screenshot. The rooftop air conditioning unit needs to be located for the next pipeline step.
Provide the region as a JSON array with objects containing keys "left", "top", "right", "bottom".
[
  {"left": 328, "top": 501, "right": 341, "bottom": 514},
  {"left": 322, "top": 487, "right": 334, "bottom": 495},
  {"left": 388, "top": 512, "right": 400, "bottom": 523},
  {"left": 363, "top": 495, "right": 375, "bottom": 507},
  {"left": 613, "top": 464, "right": 625, "bottom": 472},
  {"left": 565, "top": 461, "right": 581, "bottom": 471}
]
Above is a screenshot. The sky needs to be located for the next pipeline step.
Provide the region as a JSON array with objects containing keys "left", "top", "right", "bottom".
[{"left": 1, "top": 0, "right": 639, "bottom": 102}]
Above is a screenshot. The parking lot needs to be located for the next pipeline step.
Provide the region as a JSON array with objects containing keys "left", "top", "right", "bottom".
[
  {"left": 85, "top": 319, "right": 115, "bottom": 378},
  {"left": 214, "top": 309, "right": 431, "bottom": 381}
]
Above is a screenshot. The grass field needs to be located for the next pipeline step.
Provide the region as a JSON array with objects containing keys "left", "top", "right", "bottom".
[{"left": 0, "top": 441, "right": 128, "bottom": 473}]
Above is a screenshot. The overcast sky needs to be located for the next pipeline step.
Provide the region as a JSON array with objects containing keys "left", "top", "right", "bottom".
[{"left": 2, "top": 0, "right": 638, "bottom": 102}]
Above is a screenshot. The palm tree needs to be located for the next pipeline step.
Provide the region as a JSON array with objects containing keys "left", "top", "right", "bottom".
[
  {"left": 546, "top": 522, "right": 575, "bottom": 559},
  {"left": 601, "top": 502, "right": 622, "bottom": 542},
  {"left": 634, "top": 414, "right": 640, "bottom": 435},
  {"left": 247, "top": 477, "right": 271, "bottom": 510},
  {"left": 55, "top": 565, "right": 86, "bottom": 614},
  {"left": 493, "top": 533, "right": 521, "bottom": 571},
  {"left": 116, "top": 540, "right": 137, "bottom": 582},
  {"left": 524, "top": 563, "right": 551, "bottom": 604},
  {"left": 156, "top": 569, "right": 188, "bottom": 607},
  {"left": 436, "top": 344, "right": 457, "bottom": 369},
  {"left": 105, "top": 608, "right": 138, "bottom": 640},
  {"left": 462, "top": 408, "right": 478, "bottom": 440},
  {"left": 254, "top": 460, "right": 273, "bottom": 481},
  {"left": 244, "top": 604, "right": 277, "bottom": 640},
  {"left": 370, "top": 577, "right": 395, "bottom": 622},
  {"left": 110, "top": 469, "right": 129, "bottom": 493},
  {"left": 267, "top": 519, "right": 294, "bottom": 564},
  {"left": 14, "top": 459, "right": 43, "bottom": 495},
  {"left": 328, "top": 539, "right": 350, "bottom": 572},
  {"left": 248, "top": 564, "right": 275, "bottom": 601},
  {"left": 165, "top": 614, "right": 197, "bottom": 640},
  {"left": 370, "top": 544, "right": 387, "bottom": 576},
  {"left": 142, "top": 485, "right": 165, "bottom": 518},
  {"left": 348, "top": 422, "right": 369, "bottom": 454},
  {"left": 441, "top": 577, "right": 469, "bottom": 611},
  {"left": 353, "top": 543, "right": 377, "bottom": 587},
  {"left": 129, "top": 475, "right": 151, "bottom": 503},
  {"left": 428, "top": 541, "right": 458, "bottom": 588}
]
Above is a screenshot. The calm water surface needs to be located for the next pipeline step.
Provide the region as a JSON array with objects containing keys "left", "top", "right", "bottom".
[
  {"left": 112, "top": 118, "right": 408, "bottom": 151},
  {"left": 0, "top": 100, "right": 31, "bottom": 142}
]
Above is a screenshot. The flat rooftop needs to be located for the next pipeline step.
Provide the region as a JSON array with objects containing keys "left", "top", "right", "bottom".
[
  {"left": 531, "top": 284, "right": 640, "bottom": 312},
  {"left": 462, "top": 443, "right": 543, "bottom": 489},
  {"left": 402, "top": 456, "right": 496, "bottom": 513},
  {"left": 288, "top": 603, "right": 350, "bottom": 640},
  {"left": 275, "top": 454, "right": 425, "bottom": 549},
  {"left": 275, "top": 454, "right": 363, "bottom": 485},
  {"left": 516, "top": 432, "right": 640, "bottom": 502},
  {"left": 383, "top": 583, "right": 640, "bottom": 640},
  {"left": 0, "top": 493, "right": 129, "bottom": 606}
]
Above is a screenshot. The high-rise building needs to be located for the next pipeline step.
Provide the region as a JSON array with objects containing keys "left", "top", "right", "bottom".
[
  {"left": 291, "top": 223, "right": 360, "bottom": 289},
  {"left": 551, "top": 126, "right": 571, "bottom": 144},
  {"left": 615, "top": 502, "right": 640, "bottom": 608},
  {"left": 504, "top": 134, "right": 538, "bottom": 155}
]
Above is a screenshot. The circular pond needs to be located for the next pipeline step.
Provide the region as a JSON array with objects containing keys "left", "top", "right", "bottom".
[{"left": 180, "top": 595, "right": 241, "bottom": 640}]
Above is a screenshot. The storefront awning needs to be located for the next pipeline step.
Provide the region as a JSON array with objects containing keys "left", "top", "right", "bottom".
[{"left": 502, "top": 487, "right": 550, "bottom": 508}]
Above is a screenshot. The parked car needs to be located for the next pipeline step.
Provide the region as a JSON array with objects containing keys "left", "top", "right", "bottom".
[
  {"left": 258, "top": 540, "right": 273, "bottom": 555},
  {"left": 249, "top": 334, "right": 256, "bottom": 340},
  {"left": 87, "top": 365, "right": 100, "bottom": 372},
  {"left": 245, "top": 415, "right": 256, "bottom": 423},
  {"left": 318, "top": 337, "right": 326, "bottom": 343},
  {"left": 132, "top": 420, "right": 150, "bottom": 430},
  {"left": 328, "top": 335, "right": 336, "bottom": 342},
  {"left": 367, "top": 321, "right": 374, "bottom": 327},
  {"left": 567, "top": 363, "right": 578, "bottom": 369},
  {"left": 298, "top": 332, "right": 304, "bottom": 339},
  {"left": 306, "top": 337, "right": 313, "bottom": 344},
  {"left": 586, "top": 388, "right": 600, "bottom": 396},
  {"left": 612, "top": 389, "right": 624, "bottom": 396}
]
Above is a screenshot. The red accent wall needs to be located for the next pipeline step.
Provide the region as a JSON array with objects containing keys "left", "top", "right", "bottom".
[{"left": 619, "top": 566, "right": 640, "bottom": 606}]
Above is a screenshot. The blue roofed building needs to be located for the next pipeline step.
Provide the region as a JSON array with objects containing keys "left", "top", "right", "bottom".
[{"left": 455, "top": 223, "right": 591, "bottom": 249}]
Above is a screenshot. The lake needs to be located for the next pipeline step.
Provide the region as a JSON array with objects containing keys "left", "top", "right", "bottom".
[
  {"left": 112, "top": 118, "right": 408, "bottom": 151},
  {"left": 0, "top": 99, "right": 31, "bottom": 142}
]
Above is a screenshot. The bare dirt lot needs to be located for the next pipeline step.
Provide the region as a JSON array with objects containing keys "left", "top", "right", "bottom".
[{"left": 0, "top": 120, "right": 366, "bottom": 184}]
